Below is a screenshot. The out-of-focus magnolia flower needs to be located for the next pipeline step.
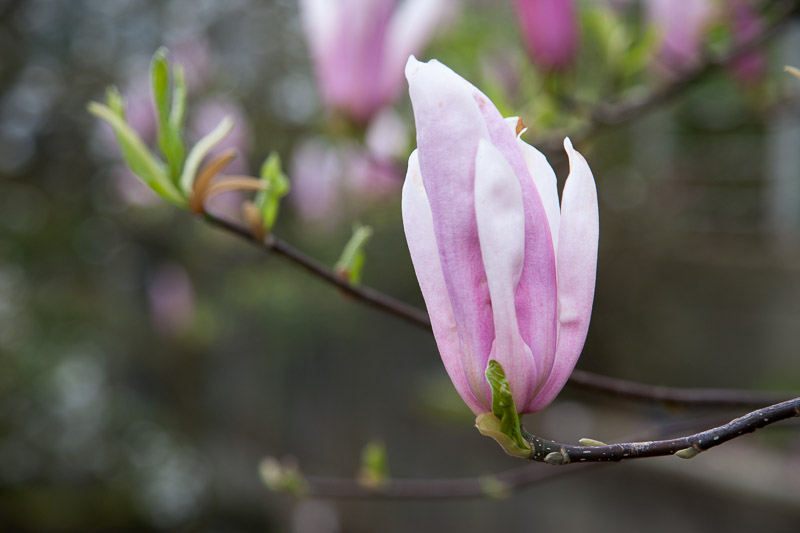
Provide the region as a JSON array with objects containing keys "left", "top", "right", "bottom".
[
  {"left": 290, "top": 138, "right": 401, "bottom": 224},
  {"left": 299, "top": 0, "right": 453, "bottom": 123},
  {"left": 148, "top": 262, "right": 195, "bottom": 338},
  {"left": 645, "top": 0, "right": 716, "bottom": 73},
  {"left": 190, "top": 99, "right": 251, "bottom": 175},
  {"left": 514, "top": 0, "right": 580, "bottom": 70},
  {"left": 402, "top": 57, "right": 598, "bottom": 415},
  {"left": 729, "top": 0, "right": 766, "bottom": 85}
]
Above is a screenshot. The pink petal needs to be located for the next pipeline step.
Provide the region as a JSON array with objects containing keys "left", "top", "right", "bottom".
[
  {"left": 515, "top": 0, "right": 580, "bottom": 70},
  {"left": 517, "top": 137, "right": 560, "bottom": 256},
  {"left": 527, "top": 138, "right": 598, "bottom": 412},
  {"left": 406, "top": 56, "right": 495, "bottom": 408},
  {"left": 402, "top": 151, "right": 486, "bottom": 414},
  {"left": 469, "top": 83, "right": 558, "bottom": 389},
  {"left": 474, "top": 140, "right": 538, "bottom": 408}
]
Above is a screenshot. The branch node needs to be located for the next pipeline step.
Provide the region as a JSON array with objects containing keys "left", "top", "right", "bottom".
[
  {"left": 544, "top": 447, "right": 571, "bottom": 465},
  {"left": 674, "top": 447, "right": 700, "bottom": 459}
]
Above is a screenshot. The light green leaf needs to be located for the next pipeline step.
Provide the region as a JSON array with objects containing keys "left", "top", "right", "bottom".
[
  {"left": 179, "top": 115, "right": 234, "bottom": 195},
  {"left": 151, "top": 48, "right": 187, "bottom": 184},
  {"left": 358, "top": 441, "right": 389, "bottom": 489},
  {"left": 88, "top": 99, "right": 185, "bottom": 207},
  {"left": 254, "top": 152, "right": 290, "bottom": 231},
  {"left": 334, "top": 225, "right": 373, "bottom": 285},
  {"left": 151, "top": 47, "right": 170, "bottom": 128}
]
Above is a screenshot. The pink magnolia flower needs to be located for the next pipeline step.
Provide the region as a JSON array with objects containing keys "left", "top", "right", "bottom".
[
  {"left": 729, "top": 0, "right": 766, "bottom": 85},
  {"left": 646, "top": 0, "right": 716, "bottom": 72},
  {"left": 299, "top": 0, "right": 453, "bottom": 124},
  {"left": 290, "top": 137, "right": 401, "bottom": 225},
  {"left": 514, "top": 0, "right": 580, "bottom": 70},
  {"left": 402, "top": 57, "right": 598, "bottom": 415}
]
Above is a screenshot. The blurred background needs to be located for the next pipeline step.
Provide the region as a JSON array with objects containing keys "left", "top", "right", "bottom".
[{"left": 1, "top": 0, "right": 800, "bottom": 530}]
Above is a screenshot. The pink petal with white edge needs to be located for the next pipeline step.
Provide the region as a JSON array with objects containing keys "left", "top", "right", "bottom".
[
  {"left": 403, "top": 151, "right": 486, "bottom": 414},
  {"left": 527, "top": 138, "right": 598, "bottom": 413},
  {"left": 517, "top": 138, "right": 560, "bottom": 256},
  {"left": 470, "top": 86, "right": 558, "bottom": 386},
  {"left": 474, "top": 140, "right": 538, "bottom": 408},
  {"left": 406, "top": 56, "right": 495, "bottom": 408},
  {"left": 503, "top": 115, "right": 560, "bottom": 255}
]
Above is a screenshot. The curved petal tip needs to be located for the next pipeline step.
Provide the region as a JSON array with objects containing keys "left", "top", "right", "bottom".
[{"left": 405, "top": 55, "right": 422, "bottom": 80}]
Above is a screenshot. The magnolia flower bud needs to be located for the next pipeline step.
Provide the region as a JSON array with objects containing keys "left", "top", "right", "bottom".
[
  {"left": 402, "top": 57, "right": 598, "bottom": 415},
  {"left": 299, "top": 0, "right": 452, "bottom": 124},
  {"left": 514, "top": 0, "right": 580, "bottom": 71}
]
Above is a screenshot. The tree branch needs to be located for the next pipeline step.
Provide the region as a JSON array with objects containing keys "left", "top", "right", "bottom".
[
  {"left": 526, "top": 397, "right": 800, "bottom": 465},
  {"left": 203, "top": 213, "right": 795, "bottom": 408},
  {"left": 538, "top": 0, "right": 800, "bottom": 152}
]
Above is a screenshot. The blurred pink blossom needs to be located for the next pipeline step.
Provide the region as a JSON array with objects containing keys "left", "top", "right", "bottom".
[
  {"left": 646, "top": 0, "right": 716, "bottom": 73},
  {"left": 290, "top": 137, "right": 402, "bottom": 224},
  {"left": 148, "top": 262, "right": 195, "bottom": 339},
  {"left": 190, "top": 98, "right": 252, "bottom": 175},
  {"left": 299, "top": 0, "right": 453, "bottom": 123},
  {"left": 166, "top": 33, "right": 213, "bottom": 91},
  {"left": 514, "top": 0, "right": 580, "bottom": 71},
  {"left": 729, "top": 0, "right": 766, "bottom": 85}
]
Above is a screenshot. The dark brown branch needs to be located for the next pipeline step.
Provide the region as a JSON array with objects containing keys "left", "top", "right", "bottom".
[
  {"left": 205, "top": 213, "right": 430, "bottom": 328},
  {"left": 526, "top": 396, "right": 800, "bottom": 465},
  {"left": 203, "top": 213, "right": 795, "bottom": 408}
]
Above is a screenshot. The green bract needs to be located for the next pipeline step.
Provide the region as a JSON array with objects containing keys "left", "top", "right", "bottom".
[{"left": 475, "top": 360, "right": 531, "bottom": 458}]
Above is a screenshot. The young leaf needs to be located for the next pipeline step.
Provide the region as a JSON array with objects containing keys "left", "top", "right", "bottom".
[
  {"left": 358, "top": 441, "right": 389, "bottom": 489},
  {"left": 88, "top": 96, "right": 185, "bottom": 207},
  {"left": 151, "top": 47, "right": 171, "bottom": 127},
  {"left": 151, "top": 48, "right": 187, "bottom": 184},
  {"left": 334, "top": 225, "right": 373, "bottom": 285},
  {"left": 254, "top": 152, "right": 290, "bottom": 231}
]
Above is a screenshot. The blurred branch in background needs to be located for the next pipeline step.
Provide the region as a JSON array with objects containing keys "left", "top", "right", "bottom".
[
  {"left": 263, "top": 409, "right": 798, "bottom": 500},
  {"left": 204, "top": 212, "right": 796, "bottom": 409},
  {"left": 539, "top": 0, "right": 800, "bottom": 151}
]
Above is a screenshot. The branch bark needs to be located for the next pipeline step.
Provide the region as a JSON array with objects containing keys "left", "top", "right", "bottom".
[{"left": 525, "top": 397, "right": 800, "bottom": 465}]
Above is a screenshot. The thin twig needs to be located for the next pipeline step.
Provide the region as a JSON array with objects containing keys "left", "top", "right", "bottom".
[
  {"left": 567, "top": 369, "right": 790, "bottom": 408},
  {"left": 205, "top": 213, "right": 430, "bottom": 328},
  {"left": 203, "top": 213, "right": 795, "bottom": 408},
  {"left": 526, "top": 396, "right": 800, "bottom": 465}
]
